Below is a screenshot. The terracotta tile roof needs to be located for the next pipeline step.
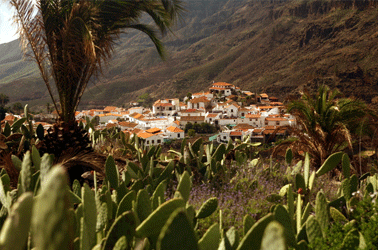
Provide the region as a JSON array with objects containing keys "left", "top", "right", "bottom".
[
  {"left": 119, "top": 122, "right": 138, "bottom": 128},
  {"left": 234, "top": 124, "right": 254, "bottom": 130},
  {"left": 137, "top": 132, "right": 155, "bottom": 139},
  {"left": 212, "top": 82, "right": 234, "bottom": 86},
  {"left": 166, "top": 126, "right": 184, "bottom": 133},
  {"left": 174, "top": 120, "right": 180, "bottom": 125},
  {"left": 106, "top": 123, "right": 117, "bottom": 129},
  {"left": 260, "top": 93, "right": 269, "bottom": 98},
  {"left": 253, "top": 128, "right": 263, "bottom": 133},
  {"left": 190, "top": 96, "right": 210, "bottom": 104},
  {"left": 259, "top": 106, "right": 274, "bottom": 110},
  {"left": 180, "top": 116, "right": 205, "bottom": 122},
  {"left": 133, "top": 114, "right": 144, "bottom": 120},
  {"left": 104, "top": 106, "right": 118, "bottom": 111},
  {"left": 131, "top": 128, "right": 142, "bottom": 134},
  {"left": 244, "top": 91, "right": 254, "bottom": 96},
  {"left": 154, "top": 103, "right": 173, "bottom": 107},
  {"left": 239, "top": 108, "right": 250, "bottom": 112},
  {"left": 182, "top": 109, "right": 199, "bottom": 113},
  {"left": 206, "top": 113, "right": 218, "bottom": 118},
  {"left": 230, "top": 131, "right": 242, "bottom": 136},
  {"left": 146, "top": 128, "right": 161, "bottom": 134},
  {"left": 4, "top": 114, "right": 15, "bottom": 121},
  {"left": 265, "top": 117, "right": 287, "bottom": 121}
]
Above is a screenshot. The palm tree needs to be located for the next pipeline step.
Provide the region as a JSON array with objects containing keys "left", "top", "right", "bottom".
[
  {"left": 11, "top": 0, "right": 183, "bottom": 123},
  {"left": 10, "top": 0, "right": 183, "bottom": 182},
  {"left": 274, "top": 85, "right": 370, "bottom": 168}
]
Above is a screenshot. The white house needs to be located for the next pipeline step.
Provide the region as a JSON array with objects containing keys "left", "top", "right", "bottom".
[
  {"left": 209, "top": 82, "right": 235, "bottom": 97},
  {"left": 128, "top": 107, "right": 144, "bottom": 114},
  {"left": 192, "top": 91, "right": 214, "bottom": 100},
  {"left": 165, "top": 126, "right": 185, "bottom": 140},
  {"left": 179, "top": 109, "right": 205, "bottom": 117},
  {"left": 264, "top": 116, "right": 291, "bottom": 127},
  {"left": 137, "top": 132, "right": 164, "bottom": 146},
  {"left": 187, "top": 96, "right": 211, "bottom": 110},
  {"left": 205, "top": 113, "right": 221, "bottom": 124},
  {"left": 224, "top": 104, "right": 240, "bottom": 117},
  {"left": 152, "top": 99, "right": 180, "bottom": 116}
]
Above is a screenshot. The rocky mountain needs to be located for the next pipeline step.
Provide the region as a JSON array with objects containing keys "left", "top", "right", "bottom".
[{"left": 1, "top": 0, "right": 378, "bottom": 111}]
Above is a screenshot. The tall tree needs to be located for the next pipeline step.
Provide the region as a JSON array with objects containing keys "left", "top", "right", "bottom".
[
  {"left": 11, "top": 0, "right": 183, "bottom": 123},
  {"left": 274, "top": 85, "right": 372, "bottom": 168}
]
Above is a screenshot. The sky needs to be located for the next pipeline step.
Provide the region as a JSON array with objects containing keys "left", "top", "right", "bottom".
[{"left": 0, "top": 2, "right": 18, "bottom": 44}]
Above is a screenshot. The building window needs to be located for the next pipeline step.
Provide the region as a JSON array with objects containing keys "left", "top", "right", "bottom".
[
  {"left": 152, "top": 140, "right": 155, "bottom": 144},
  {"left": 250, "top": 119, "right": 252, "bottom": 121},
  {"left": 178, "top": 133, "right": 180, "bottom": 138},
  {"left": 276, "top": 121, "right": 280, "bottom": 126},
  {"left": 147, "top": 140, "right": 150, "bottom": 144},
  {"left": 231, "top": 109, "right": 234, "bottom": 112},
  {"left": 265, "top": 121, "right": 268, "bottom": 125},
  {"left": 157, "top": 140, "right": 161, "bottom": 144},
  {"left": 223, "top": 136, "right": 226, "bottom": 140}
]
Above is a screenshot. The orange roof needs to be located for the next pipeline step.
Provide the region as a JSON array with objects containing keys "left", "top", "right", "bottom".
[
  {"left": 180, "top": 116, "right": 205, "bottom": 121},
  {"left": 259, "top": 106, "right": 274, "bottom": 110},
  {"left": 104, "top": 106, "right": 117, "bottom": 111},
  {"left": 137, "top": 132, "right": 155, "bottom": 139},
  {"left": 207, "top": 114, "right": 218, "bottom": 118},
  {"left": 244, "top": 92, "right": 254, "bottom": 96},
  {"left": 190, "top": 96, "right": 210, "bottom": 104},
  {"left": 253, "top": 128, "right": 263, "bottom": 133},
  {"left": 230, "top": 131, "right": 242, "bottom": 136},
  {"left": 106, "top": 123, "right": 117, "bottom": 129},
  {"left": 265, "top": 117, "right": 287, "bottom": 121},
  {"left": 146, "top": 128, "right": 161, "bottom": 133},
  {"left": 133, "top": 114, "right": 144, "bottom": 119},
  {"left": 4, "top": 114, "right": 15, "bottom": 121},
  {"left": 166, "top": 126, "right": 184, "bottom": 133},
  {"left": 174, "top": 120, "right": 180, "bottom": 125},
  {"left": 260, "top": 93, "right": 269, "bottom": 98},
  {"left": 212, "top": 82, "right": 233, "bottom": 86},
  {"left": 154, "top": 103, "right": 173, "bottom": 107},
  {"left": 234, "top": 124, "right": 254, "bottom": 130},
  {"left": 119, "top": 122, "right": 138, "bottom": 127}
]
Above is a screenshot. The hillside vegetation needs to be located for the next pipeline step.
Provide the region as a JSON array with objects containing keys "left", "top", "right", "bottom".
[{"left": 1, "top": 0, "right": 378, "bottom": 110}]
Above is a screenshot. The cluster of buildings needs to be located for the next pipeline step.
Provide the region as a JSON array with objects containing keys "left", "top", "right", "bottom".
[
  {"left": 76, "top": 82, "right": 295, "bottom": 145},
  {"left": 3, "top": 82, "right": 296, "bottom": 146}
]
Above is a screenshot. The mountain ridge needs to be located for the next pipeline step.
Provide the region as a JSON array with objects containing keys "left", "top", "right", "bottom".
[{"left": 1, "top": 0, "right": 378, "bottom": 111}]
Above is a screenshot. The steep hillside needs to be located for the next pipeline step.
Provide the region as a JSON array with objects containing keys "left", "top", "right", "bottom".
[{"left": 1, "top": 0, "right": 378, "bottom": 111}]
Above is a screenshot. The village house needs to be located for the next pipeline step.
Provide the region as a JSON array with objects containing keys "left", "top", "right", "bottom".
[
  {"left": 179, "top": 109, "right": 205, "bottom": 117},
  {"left": 165, "top": 126, "right": 185, "bottom": 140},
  {"left": 205, "top": 113, "right": 221, "bottom": 125},
  {"left": 152, "top": 99, "right": 180, "bottom": 116},
  {"left": 192, "top": 91, "right": 213, "bottom": 100},
  {"left": 137, "top": 130, "right": 164, "bottom": 146},
  {"left": 209, "top": 82, "right": 235, "bottom": 97},
  {"left": 223, "top": 103, "right": 240, "bottom": 117},
  {"left": 118, "top": 121, "right": 138, "bottom": 131},
  {"left": 179, "top": 116, "right": 205, "bottom": 128},
  {"left": 128, "top": 106, "right": 144, "bottom": 114},
  {"left": 264, "top": 116, "right": 291, "bottom": 127},
  {"left": 187, "top": 96, "right": 211, "bottom": 110}
]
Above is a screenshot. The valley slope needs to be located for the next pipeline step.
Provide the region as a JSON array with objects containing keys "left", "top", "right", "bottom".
[{"left": 1, "top": 0, "right": 378, "bottom": 111}]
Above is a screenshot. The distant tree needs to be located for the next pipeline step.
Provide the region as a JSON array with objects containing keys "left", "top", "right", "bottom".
[
  {"left": 188, "top": 129, "right": 196, "bottom": 138},
  {"left": 186, "top": 92, "right": 192, "bottom": 100},
  {"left": 185, "top": 122, "right": 193, "bottom": 133},
  {"left": 12, "top": 102, "right": 23, "bottom": 114},
  {"left": 0, "top": 94, "right": 9, "bottom": 107}
]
